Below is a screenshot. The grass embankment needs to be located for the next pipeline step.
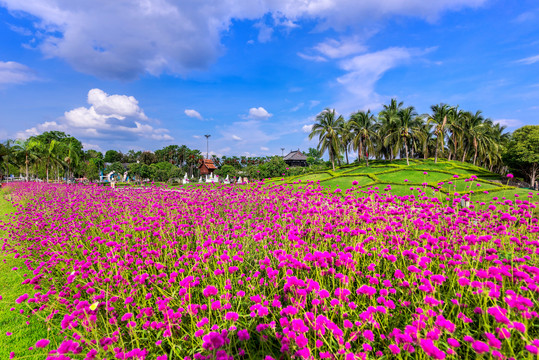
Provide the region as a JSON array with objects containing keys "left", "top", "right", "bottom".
[
  {"left": 270, "top": 159, "right": 539, "bottom": 203},
  {"left": 0, "top": 189, "right": 59, "bottom": 359}
]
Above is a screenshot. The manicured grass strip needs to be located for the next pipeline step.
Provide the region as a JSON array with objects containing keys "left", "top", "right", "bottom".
[{"left": 318, "top": 176, "right": 373, "bottom": 189}]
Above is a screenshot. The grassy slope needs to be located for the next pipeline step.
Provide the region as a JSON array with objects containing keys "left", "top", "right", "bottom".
[
  {"left": 0, "top": 189, "right": 58, "bottom": 359},
  {"left": 271, "top": 159, "right": 539, "bottom": 203}
]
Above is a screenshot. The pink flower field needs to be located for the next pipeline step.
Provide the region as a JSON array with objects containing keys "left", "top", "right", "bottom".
[{"left": 1, "top": 181, "right": 538, "bottom": 360}]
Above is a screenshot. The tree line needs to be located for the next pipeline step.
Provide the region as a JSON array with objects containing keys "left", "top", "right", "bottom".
[{"left": 310, "top": 100, "right": 510, "bottom": 171}]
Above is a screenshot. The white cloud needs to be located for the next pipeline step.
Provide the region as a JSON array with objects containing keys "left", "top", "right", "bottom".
[
  {"left": 17, "top": 88, "right": 172, "bottom": 142},
  {"left": 255, "top": 21, "right": 274, "bottom": 43},
  {"left": 302, "top": 124, "right": 314, "bottom": 133},
  {"left": 313, "top": 36, "right": 367, "bottom": 59},
  {"left": 297, "top": 52, "right": 328, "bottom": 62},
  {"left": 247, "top": 107, "right": 272, "bottom": 120},
  {"left": 81, "top": 142, "right": 102, "bottom": 151},
  {"left": 2, "top": 0, "right": 485, "bottom": 78},
  {"left": 185, "top": 109, "right": 203, "bottom": 120},
  {"left": 309, "top": 100, "right": 320, "bottom": 108},
  {"left": 291, "top": 102, "right": 304, "bottom": 111},
  {"left": 260, "top": 146, "right": 270, "bottom": 151},
  {"left": 232, "top": 134, "right": 242, "bottom": 141},
  {"left": 517, "top": 54, "right": 539, "bottom": 65},
  {"left": 193, "top": 135, "right": 202, "bottom": 139},
  {"left": 336, "top": 47, "right": 428, "bottom": 109},
  {"left": 494, "top": 118, "right": 523, "bottom": 128},
  {"left": 0, "top": 61, "right": 38, "bottom": 85}
]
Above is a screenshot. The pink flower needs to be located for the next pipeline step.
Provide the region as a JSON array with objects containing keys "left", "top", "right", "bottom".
[
  {"left": 447, "top": 338, "right": 460, "bottom": 347},
  {"left": 238, "top": 329, "right": 250, "bottom": 341},
  {"left": 507, "top": 174, "right": 514, "bottom": 178},
  {"left": 512, "top": 322, "right": 526, "bottom": 332},
  {"left": 225, "top": 312, "right": 239, "bottom": 321},
  {"left": 15, "top": 294, "right": 28, "bottom": 304},
  {"left": 121, "top": 313, "right": 133, "bottom": 321},
  {"left": 389, "top": 344, "right": 400, "bottom": 354},
  {"left": 203, "top": 285, "right": 218, "bottom": 297},
  {"left": 363, "top": 330, "right": 374, "bottom": 342},
  {"left": 471, "top": 340, "right": 489, "bottom": 354},
  {"left": 35, "top": 339, "right": 50, "bottom": 348}
]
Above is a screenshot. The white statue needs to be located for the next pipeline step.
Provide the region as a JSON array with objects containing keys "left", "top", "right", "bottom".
[
  {"left": 224, "top": 175, "right": 230, "bottom": 184},
  {"left": 122, "top": 171, "right": 128, "bottom": 182},
  {"left": 182, "top": 173, "right": 190, "bottom": 184}
]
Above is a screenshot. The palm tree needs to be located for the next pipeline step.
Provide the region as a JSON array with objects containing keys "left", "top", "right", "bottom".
[
  {"left": 377, "top": 99, "right": 402, "bottom": 161},
  {"left": 41, "top": 139, "right": 62, "bottom": 182},
  {"left": 383, "top": 106, "right": 422, "bottom": 165},
  {"left": 349, "top": 110, "right": 377, "bottom": 166},
  {"left": 13, "top": 138, "right": 40, "bottom": 180},
  {"left": 309, "top": 108, "right": 344, "bottom": 171},
  {"left": 64, "top": 139, "right": 81, "bottom": 180},
  {"left": 339, "top": 120, "right": 354, "bottom": 165},
  {"left": 427, "top": 104, "right": 452, "bottom": 163},
  {"left": 446, "top": 106, "right": 466, "bottom": 161}
]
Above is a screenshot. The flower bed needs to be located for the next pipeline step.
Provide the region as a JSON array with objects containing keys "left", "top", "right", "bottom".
[{"left": 1, "top": 182, "right": 539, "bottom": 360}]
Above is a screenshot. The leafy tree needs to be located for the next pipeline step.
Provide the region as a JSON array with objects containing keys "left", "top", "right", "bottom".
[
  {"left": 309, "top": 108, "right": 344, "bottom": 171},
  {"left": 503, "top": 125, "right": 539, "bottom": 188},
  {"left": 216, "top": 164, "right": 237, "bottom": 178},
  {"left": 306, "top": 147, "right": 323, "bottom": 166},
  {"left": 139, "top": 151, "right": 157, "bottom": 165},
  {"left": 104, "top": 150, "right": 122, "bottom": 163},
  {"left": 13, "top": 138, "right": 41, "bottom": 180}
]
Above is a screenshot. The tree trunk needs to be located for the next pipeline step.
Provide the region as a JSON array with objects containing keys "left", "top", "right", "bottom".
[
  {"left": 364, "top": 144, "right": 369, "bottom": 167},
  {"left": 404, "top": 141, "right": 410, "bottom": 166},
  {"left": 345, "top": 147, "right": 349, "bottom": 165},
  {"left": 25, "top": 154, "right": 29, "bottom": 181},
  {"left": 473, "top": 146, "right": 478, "bottom": 166},
  {"left": 461, "top": 149, "right": 467, "bottom": 162},
  {"left": 359, "top": 138, "right": 363, "bottom": 165}
]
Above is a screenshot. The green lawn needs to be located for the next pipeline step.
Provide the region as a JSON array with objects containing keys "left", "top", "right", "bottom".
[{"left": 0, "top": 190, "right": 59, "bottom": 359}]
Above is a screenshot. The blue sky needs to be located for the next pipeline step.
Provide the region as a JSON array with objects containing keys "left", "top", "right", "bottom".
[{"left": 0, "top": 0, "right": 538, "bottom": 157}]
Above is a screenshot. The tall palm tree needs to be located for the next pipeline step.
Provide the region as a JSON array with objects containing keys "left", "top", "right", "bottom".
[
  {"left": 383, "top": 106, "right": 422, "bottom": 165},
  {"left": 377, "top": 99, "right": 402, "bottom": 161},
  {"left": 309, "top": 108, "right": 344, "bottom": 171},
  {"left": 427, "top": 103, "right": 452, "bottom": 163},
  {"left": 339, "top": 120, "right": 354, "bottom": 165},
  {"left": 64, "top": 139, "right": 81, "bottom": 180},
  {"left": 41, "top": 139, "right": 62, "bottom": 182},
  {"left": 349, "top": 110, "right": 377, "bottom": 166},
  {"left": 446, "top": 106, "right": 466, "bottom": 161},
  {"left": 13, "top": 138, "right": 40, "bottom": 180}
]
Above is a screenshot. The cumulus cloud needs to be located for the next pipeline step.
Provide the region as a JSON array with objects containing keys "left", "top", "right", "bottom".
[
  {"left": 260, "top": 146, "right": 269, "bottom": 151},
  {"left": 0, "top": 60, "right": 38, "bottom": 85},
  {"left": 302, "top": 124, "right": 313, "bottom": 133},
  {"left": 247, "top": 107, "right": 272, "bottom": 120},
  {"left": 185, "top": 109, "right": 203, "bottom": 120},
  {"left": 232, "top": 134, "right": 242, "bottom": 141},
  {"left": 17, "top": 88, "right": 172, "bottom": 142},
  {"left": 2, "top": 0, "right": 486, "bottom": 79}
]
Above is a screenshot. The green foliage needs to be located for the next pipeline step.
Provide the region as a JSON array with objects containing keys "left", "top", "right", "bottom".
[
  {"left": 503, "top": 125, "right": 539, "bottom": 187},
  {"left": 216, "top": 164, "right": 237, "bottom": 178},
  {"left": 104, "top": 150, "right": 122, "bottom": 163}
]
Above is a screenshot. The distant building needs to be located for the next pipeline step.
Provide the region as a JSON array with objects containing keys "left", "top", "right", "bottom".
[
  {"left": 198, "top": 159, "right": 217, "bottom": 175},
  {"left": 283, "top": 150, "right": 308, "bottom": 167}
]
